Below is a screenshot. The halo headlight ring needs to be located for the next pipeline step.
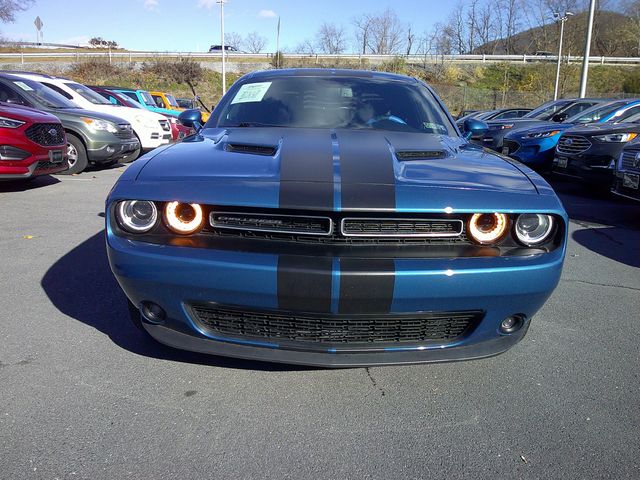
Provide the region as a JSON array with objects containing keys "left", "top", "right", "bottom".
[
  {"left": 164, "top": 201, "right": 204, "bottom": 234},
  {"left": 116, "top": 200, "right": 158, "bottom": 233},
  {"left": 467, "top": 213, "right": 509, "bottom": 245}
]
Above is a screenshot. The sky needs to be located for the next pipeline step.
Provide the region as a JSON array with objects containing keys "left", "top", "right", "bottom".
[{"left": 1, "top": 0, "right": 451, "bottom": 52}]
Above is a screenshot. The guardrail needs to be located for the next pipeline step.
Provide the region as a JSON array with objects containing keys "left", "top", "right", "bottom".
[{"left": 1, "top": 50, "right": 639, "bottom": 66}]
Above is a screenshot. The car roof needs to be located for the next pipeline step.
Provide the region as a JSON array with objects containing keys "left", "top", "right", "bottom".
[{"left": 241, "top": 68, "right": 420, "bottom": 85}]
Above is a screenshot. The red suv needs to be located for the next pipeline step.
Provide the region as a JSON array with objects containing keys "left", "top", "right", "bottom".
[{"left": 0, "top": 102, "right": 67, "bottom": 180}]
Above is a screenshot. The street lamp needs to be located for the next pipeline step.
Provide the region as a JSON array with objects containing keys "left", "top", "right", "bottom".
[
  {"left": 553, "top": 11, "right": 573, "bottom": 101},
  {"left": 579, "top": 0, "right": 597, "bottom": 98},
  {"left": 218, "top": 0, "right": 227, "bottom": 95}
]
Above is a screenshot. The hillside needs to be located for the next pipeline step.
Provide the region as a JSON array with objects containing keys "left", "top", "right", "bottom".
[{"left": 477, "top": 10, "right": 638, "bottom": 57}]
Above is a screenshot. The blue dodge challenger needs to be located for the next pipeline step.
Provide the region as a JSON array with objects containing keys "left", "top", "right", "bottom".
[{"left": 106, "top": 69, "right": 568, "bottom": 367}]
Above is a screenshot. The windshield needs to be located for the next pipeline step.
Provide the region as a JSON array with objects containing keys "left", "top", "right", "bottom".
[
  {"left": 166, "top": 94, "right": 179, "bottom": 107},
  {"left": 621, "top": 111, "right": 640, "bottom": 123},
  {"left": 66, "top": 82, "right": 113, "bottom": 105},
  {"left": 9, "top": 78, "right": 78, "bottom": 109},
  {"left": 566, "top": 101, "right": 627, "bottom": 124},
  {"left": 215, "top": 76, "right": 457, "bottom": 135},
  {"left": 524, "top": 100, "right": 572, "bottom": 119},
  {"left": 140, "top": 91, "right": 157, "bottom": 108}
]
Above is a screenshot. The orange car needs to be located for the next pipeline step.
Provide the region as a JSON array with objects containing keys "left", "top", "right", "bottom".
[{"left": 150, "top": 91, "right": 210, "bottom": 122}]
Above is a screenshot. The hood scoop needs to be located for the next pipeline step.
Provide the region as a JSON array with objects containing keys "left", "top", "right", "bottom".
[
  {"left": 225, "top": 143, "right": 278, "bottom": 156},
  {"left": 395, "top": 150, "right": 447, "bottom": 161}
]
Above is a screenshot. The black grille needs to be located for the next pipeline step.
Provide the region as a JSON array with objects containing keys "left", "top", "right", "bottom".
[
  {"left": 396, "top": 150, "right": 446, "bottom": 160},
  {"left": 114, "top": 123, "right": 135, "bottom": 139},
  {"left": 190, "top": 304, "right": 483, "bottom": 346},
  {"left": 342, "top": 218, "right": 462, "bottom": 237},
  {"left": 556, "top": 135, "right": 591, "bottom": 155},
  {"left": 225, "top": 143, "right": 277, "bottom": 156},
  {"left": 159, "top": 119, "right": 171, "bottom": 132},
  {"left": 211, "top": 212, "right": 332, "bottom": 235},
  {"left": 24, "top": 123, "right": 65, "bottom": 146},
  {"left": 35, "top": 159, "right": 66, "bottom": 171},
  {"left": 621, "top": 148, "right": 640, "bottom": 172}
]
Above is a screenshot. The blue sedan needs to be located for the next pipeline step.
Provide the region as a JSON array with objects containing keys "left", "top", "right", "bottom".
[
  {"left": 502, "top": 99, "right": 640, "bottom": 170},
  {"left": 106, "top": 69, "right": 567, "bottom": 367}
]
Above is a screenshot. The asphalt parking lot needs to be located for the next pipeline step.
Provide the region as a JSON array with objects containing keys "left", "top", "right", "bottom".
[{"left": 1, "top": 165, "right": 639, "bottom": 479}]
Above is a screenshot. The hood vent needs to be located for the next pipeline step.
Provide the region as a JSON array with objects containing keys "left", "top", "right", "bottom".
[
  {"left": 225, "top": 143, "right": 277, "bottom": 156},
  {"left": 395, "top": 150, "right": 447, "bottom": 161}
]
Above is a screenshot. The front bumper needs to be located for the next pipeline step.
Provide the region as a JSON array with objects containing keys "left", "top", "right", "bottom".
[
  {"left": 0, "top": 149, "right": 67, "bottom": 180},
  {"left": 107, "top": 224, "right": 565, "bottom": 367},
  {"left": 503, "top": 137, "right": 558, "bottom": 170},
  {"left": 551, "top": 153, "right": 616, "bottom": 185},
  {"left": 87, "top": 139, "right": 140, "bottom": 164}
]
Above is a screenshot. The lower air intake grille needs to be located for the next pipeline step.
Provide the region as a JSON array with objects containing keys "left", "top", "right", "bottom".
[{"left": 190, "top": 304, "right": 483, "bottom": 345}]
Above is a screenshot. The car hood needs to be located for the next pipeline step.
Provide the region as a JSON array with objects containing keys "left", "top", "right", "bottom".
[
  {"left": 88, "top": 104, "right": 166, "bottom": 122},
  {"left": 563, "top": 122, "right": 640, "bottom": 136},
  {"left": 50, "top": 107, "right": 135, "bottom": 125},
  {"left": 131, "top": 128, "right": 538, "bottom": 203},
  {"left": 487, "top": 119, "right": 545, "bottom": 131},
  {"left": 506, "top": 122, "right": 575, "bottom": 138}
]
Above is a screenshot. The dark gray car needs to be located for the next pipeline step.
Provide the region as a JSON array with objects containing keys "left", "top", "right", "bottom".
[{"left": 0, "top": 74, "right": 140, "bottom": 174}]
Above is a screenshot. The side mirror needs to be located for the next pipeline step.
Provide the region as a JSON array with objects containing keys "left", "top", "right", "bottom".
[
  {"left": 178, "top": 108, "right": 204, "bottom": 131},
  {"left": 462, "top": 118, "right": 488, "bottom": 140},
  {"left": 552, "top": 112, "right": 568, "bottom": 122}
]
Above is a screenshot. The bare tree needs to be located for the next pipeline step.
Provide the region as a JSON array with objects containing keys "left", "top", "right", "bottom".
[
  {"left": 224, "top": 32, "right": 243, "bottom": 50},
  {"left": 0, "top": 0, "right": 33, "bottom": 23},
  {"left": 406, "top": 26, "right": 415, "bottom": 55},
  {"left": 292, "top": 38, "right": 317, "bottom": 55},
  {"left": 367, "top": 8, "right": 406, "bottom": 54},
  {"left": 502, "top": 0, "right": 520, "bottom": 54},
  {"left": 622, "top": 0, "right": 640, "bottom": 55},
  {"left": 466, "top": 0, "right": 481, "bottom": 53},
  {"left": 244, "top": 31, "right": 267, "bottom": 53},
  {"left": 352, "top": 13, "right": 374, "bottom": 55},
  {"left": 476, "top": 1, "right": 497, "bottom": 53},
  {"left": 316, "top": 22, "right": 347, "bottom": 54}
]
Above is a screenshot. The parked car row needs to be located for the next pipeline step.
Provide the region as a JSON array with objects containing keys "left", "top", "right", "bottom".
[
  {"left": 0, "top": 71, "right": 205, "bottom": 180},
  {"left": 469, "top": 97, "right": 640, "bottom": 202}
]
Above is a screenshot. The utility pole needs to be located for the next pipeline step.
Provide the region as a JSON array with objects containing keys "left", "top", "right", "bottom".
[
  {"left": 553, "top": 12, "right": 573, "bottom": 101},
  {"left": 218, "top": 0, "right": 227, "bottom": 95},
  {"left": 579, "top": 0, "right": 597, "bottom": 98}
]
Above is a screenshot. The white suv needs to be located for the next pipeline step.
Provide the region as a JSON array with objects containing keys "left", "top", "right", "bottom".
[{"left": 10, "top": 72, "right": 172, "bottom": 151}]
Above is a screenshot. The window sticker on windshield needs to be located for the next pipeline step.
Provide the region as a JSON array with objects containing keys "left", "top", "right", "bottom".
[
  {"left": 423, "top": 122, "right": 448, "bottom": 133},
  {"left": 231, "top": 82, "right": 272, "bottom": 104},
  {"left": 14, "top": 81, "right": 34, "bottom": 91}
]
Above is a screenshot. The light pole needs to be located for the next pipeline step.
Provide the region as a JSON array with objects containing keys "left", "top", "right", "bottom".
[
  {"left": 553, "top": 11, "right": 573, "bottom": 101},
  {"left": 218, "top": 0, "right": 227, "bottom": 95},
  {"left": 579, "top": 0, "right": 597, "bottom": 98}
]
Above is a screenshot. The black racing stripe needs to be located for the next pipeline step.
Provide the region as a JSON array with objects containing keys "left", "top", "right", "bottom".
[
  {"left": 277, "top": 255, "right": 333, "bottom": 313},
  {"left": 279, "top": 131, "right": 334, "bottom": 209},
  {"left": 338, "top": 258, "right": 395, "bottom": 314},
  {"left": 337, "top": 130, "right": 396, "bottom": 209}
]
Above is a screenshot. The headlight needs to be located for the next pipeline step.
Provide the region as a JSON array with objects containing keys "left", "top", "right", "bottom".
[
  {"left": 135, "top": 115, "right": 157, "bottom": 129},
  {"left": 499, "top": 124, "right": 514, "bottom": 130},
  {"left": 164, "top": 201, "right": 204, "bottom": 234},
  {"left": 0, "top": 116, "right": 25, "bottom": 129},
  {"left": 593, "top": 133, "right": 638, "bottom": 143},
  {"left": 116, "top": 200, "right": 158, "bottom": 233},
  {"left": 514, "top": 214, "right": 555, "bottom": 246},
  {"left": 525, "top": 130, "right": 560, "bottom": 139},
  {"left": 81, "top": 117, "right": 118, "bottom": 133},
  {"left": 467, "top": 213, "right": 508, "bottom": 244}
]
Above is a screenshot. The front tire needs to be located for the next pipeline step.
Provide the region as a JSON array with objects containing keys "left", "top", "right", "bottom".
[{"left": 60, "top": 133, "right": 88, "bottom": 175}]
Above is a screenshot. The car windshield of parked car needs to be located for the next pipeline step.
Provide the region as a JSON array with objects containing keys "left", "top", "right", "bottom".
[
  {"left": 611, "top": 105, "right": 640, "bottom": 123},
  {"left": 140, "top": 91, "right": 157, "bottom": 108},
  {"left": 566, "top": 101, "right": 627, "bottom": 124},
  {"left": 9, "top": 78, "right": 78, "bottom": 109},
  {"left": 619, "top": 111, "right": 640, "bottom": 123},
  {"left": 66, "top": 82, "right": 114, "bottom": 105},
  {"left": 524, "top": 100, "right": 571, "bottom": 119},
  {"left": 216, "top": 76, "right": 456, "bottom": 135},
  {"left": 165, "top": 94, "right": 180, "bottom": 108}
]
